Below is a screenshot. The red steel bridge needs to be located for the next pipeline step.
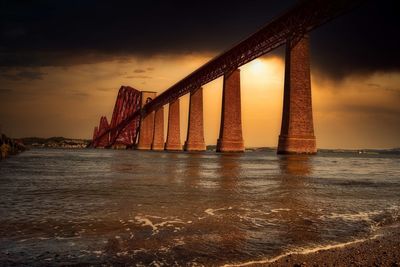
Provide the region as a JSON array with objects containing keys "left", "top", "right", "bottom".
[
  {"left": 91, "top": 86, "right": 141, "bottom": 148},
  {"left": 90, "top": 0, "right": 363, "bottom": 153}
]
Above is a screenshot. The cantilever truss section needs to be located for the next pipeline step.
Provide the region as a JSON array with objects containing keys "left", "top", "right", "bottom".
[
  {"left": 91, "top": 86, "right": 141, "bottom": 148},
  {"left": 108, "top": 86, "right": 141, "bottom": 148},
  {"left": 91, "top": 0, "right": 363, "bottom": 147},
  {"left": 93, "top": 116, "right": 110, "bottom": 148}
]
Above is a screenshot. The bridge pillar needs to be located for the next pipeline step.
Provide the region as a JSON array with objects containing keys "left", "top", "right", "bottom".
[
  {"left": 278, "top": 36, "right": 316, "bottom": 154},
  {"left": 165, "top": 99, "right": 182, "bottom": 151},
  {"left": 137, "top": 91, "right": 157, "bottom": 150},
  {"left": 151, "top": 107, "right": 164, "bottom": 150},
  {"left": 217, "top": 69, "right": 245, "bottom": 152},
  {"left": 184, "top": 87, "right": 206, "bottom": 151}
]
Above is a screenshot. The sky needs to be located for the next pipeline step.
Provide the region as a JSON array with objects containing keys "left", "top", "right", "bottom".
[{"left": 0, "top": 0, "right": 399, "bottom": 149}]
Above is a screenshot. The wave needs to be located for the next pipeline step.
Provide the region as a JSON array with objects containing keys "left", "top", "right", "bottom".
[
  {"left": 320, "top": 211, "right": 382, "bottom": 222},
  {"left": 320, "top": 205, "right": 400, "bottom": 227},
  {"left": 134, "top": 215, "right": 187, "bottom": 235},
  {"left": 204, "top": 207, "right": 233, "bottom": 216},
  {"left": 223, "top": 207, "right": 400, "bottom": 267},
  {"left": 221, "top": 234, "right": 380, "bottom": 267}
]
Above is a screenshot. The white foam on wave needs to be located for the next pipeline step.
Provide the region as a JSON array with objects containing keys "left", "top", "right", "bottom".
[
  {"left": 237, "top": 215, "right": 266, "bottom": 227},
  {"left": 150, "top": 260, "right": 163, "bottom": 267},
  {"left": 271, "top": 208, "right": 291, "bottom": 213},
  {"left": 135, "top": 216, "right": 158, "bottom": 232},
  {"left": 134, "top": 215, "right": 187, "bottom": 235},
  {"left": 205, "top": 207, "right": 233, "bottom": 216},
  {"left": 116, "top": 251, "right": 128, "bottom": 256},
  {"left": 320, "top": 211, "right": 382, "bottom": 222},
  {"left": 146, "top": 215, "right": 163, "bottom": 219},
  {"left": 173, "top": 237, "right": 185, "bottom": 246},
  {"left": 157, "top": 220, "right": 186, "bottom": 227},
  {"left": 221, "top": 234, "right": 380, "bottom": 267},
  {"left": 227, "top": 207, "right": 289, "bottom": 226},
  {"left": 133, "top": 248, "right": 147, "bottom": 254}
]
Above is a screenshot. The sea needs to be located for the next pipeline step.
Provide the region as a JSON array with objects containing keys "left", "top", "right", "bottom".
[{"left": 0, "top": 148, "right": 399, "bottom": 266}]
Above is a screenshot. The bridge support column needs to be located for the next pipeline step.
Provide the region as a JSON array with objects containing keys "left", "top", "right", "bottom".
[
  {"left": 184, "top": 87, "right": 206, "bottom": 151},
  {"left": 216, "top": 69, "right": 244, "bottom": 152},
  {"left": 278, "top": 36, "right": 316, "bottom": 154},
  {"left": 165, "top": 99, "right": 182, "bottom": 151},
  {"left": 151, "top": 107, "right": 164, "bottom": 150},
  {"left": 137, "top": 112, "right": 155, "bottom": 150},
  {"left": 137, "top": 91, "right": 157, "bottom": 150}
]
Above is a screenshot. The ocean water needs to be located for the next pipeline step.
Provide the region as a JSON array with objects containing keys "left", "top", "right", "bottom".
[{"left": 0, "top": 148, "right": 399, "bottom": 266}]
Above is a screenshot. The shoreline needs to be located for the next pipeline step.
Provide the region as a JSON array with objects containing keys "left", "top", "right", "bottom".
[{"left": 225, "top": 224, "right": 400, "bottom": 267}]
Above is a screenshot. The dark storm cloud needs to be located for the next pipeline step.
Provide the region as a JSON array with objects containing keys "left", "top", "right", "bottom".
[
  {"left": 0, "top": 88, "right": 13, "bottom": 94},
  {"left": 310, "top": 0, "right": 399, "bottom": 79},
  {"left": 0, "top": 0, "right": 292, "bottom": 65},
  {"left": 1, "top": 70, "right": 46, "bottom": 81},
  {"left": 0, "top": 0, "right": 398, "bottom": 79}
]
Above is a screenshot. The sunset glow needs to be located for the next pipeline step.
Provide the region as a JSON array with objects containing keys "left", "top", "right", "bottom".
[{"left": 1, "top": 53, "right": 398, "bottom": 149}]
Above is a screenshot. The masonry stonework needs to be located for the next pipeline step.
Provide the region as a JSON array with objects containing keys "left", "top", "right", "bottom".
[
  {"left": 278, "top": 36, "right": 317, "bottom": 154},
  {"left": 216, "top": 69, "right": 245, "bottom": 152},
  {"left": 165, "top": 99, "right": 182, "bottom": 151},
  {"left": 151, "top": 107, "right": 164, "bottom": 151},
  {"left": 184, "top": 87, "right": 206, "bottom": 151},
  {"left": 137, "top": 91, "right": 156, "bottom": 150}
]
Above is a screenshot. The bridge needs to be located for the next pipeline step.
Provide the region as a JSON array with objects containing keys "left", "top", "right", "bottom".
[{"left": 90, "top": 0, "right": 363, "bottom": 153}]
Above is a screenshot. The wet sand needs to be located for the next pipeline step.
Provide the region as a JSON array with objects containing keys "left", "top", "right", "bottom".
[{"left": 260, "top": 225, "right": 400, "bottom": 267}]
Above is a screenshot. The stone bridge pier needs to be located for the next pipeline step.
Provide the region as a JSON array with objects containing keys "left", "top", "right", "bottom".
[
  {"left": 217, "top": 69, "right": 245, "bottom": 152},
  {"left": 137, "top": 91, "right": 157, "bottom": 150},
  {"left": 184, "top": 87, "right": 206, "bottom": 151},
  {"left": 165, "top": 99, "right": 182, "bottom": 151},
  {"left": 278, "top": 36, "right": 316, "bottom": 154},
  {"left": 151, "top": 106, "right": 164, "bottom": 151}
]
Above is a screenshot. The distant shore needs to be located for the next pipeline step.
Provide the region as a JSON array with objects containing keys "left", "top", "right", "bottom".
[
  {"left": 14, "top": 136, "right": 400, "bottom": 154},
  {"left": 20, "top": 137, "right": 90, "bottom": 149}
]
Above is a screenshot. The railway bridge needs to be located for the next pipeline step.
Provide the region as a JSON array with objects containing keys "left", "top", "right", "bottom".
[{"left": 90, "top": 0, "right": 363, "bottom": 154}]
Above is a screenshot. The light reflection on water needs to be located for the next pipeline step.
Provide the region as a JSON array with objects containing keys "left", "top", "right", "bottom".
[{"left": 0, "top": 149, "right": 399, "bottom": 266}]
